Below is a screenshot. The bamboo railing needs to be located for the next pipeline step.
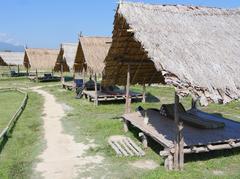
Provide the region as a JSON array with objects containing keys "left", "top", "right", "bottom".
[{"left": 0, "top": 88, "right": 28, "bottom": 143}]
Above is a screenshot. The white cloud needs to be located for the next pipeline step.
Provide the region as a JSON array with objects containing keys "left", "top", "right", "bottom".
[{"left": 0, "top": 32, "right": 21, "bottom": 46}]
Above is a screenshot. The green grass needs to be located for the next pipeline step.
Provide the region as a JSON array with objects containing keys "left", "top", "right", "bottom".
[
  {"left": 0, "top": 90, "right": 25, "bottom": 132},
  {"left": 0, "top": 79, "right": 44, "bottom": 179},
  {"left": 1, "top": 77, "right": 240, "bottom": 178},
  {"left": 44, "top": 84, "right": 240, "bottom": 178}
]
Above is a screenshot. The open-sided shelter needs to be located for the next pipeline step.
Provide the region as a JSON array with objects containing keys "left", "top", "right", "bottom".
[
  {"left": 24, "top": 48, "right": 59, "bottom": 72},
  {"left": 54, "top": 43, "right": 78, "bottom": 72},
  {"left": 102, "top": 1, "right": 240, "bottom": 170},
  {"left": 0, "top": 52, "right": 24, "bottom": 66},
  {"left": 74, "top": 36, "right": 111, "bottom": 75},
  {"left": 74, "top": 36, "right": 143, "bottom": 105},
  {"left": 0, "top": 56, "right": 7, "bottom": 66}
]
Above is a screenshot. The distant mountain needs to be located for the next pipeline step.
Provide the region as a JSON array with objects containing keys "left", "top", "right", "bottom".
[{"left": 0, "top": 42, "right": 24, "bottom": 52}]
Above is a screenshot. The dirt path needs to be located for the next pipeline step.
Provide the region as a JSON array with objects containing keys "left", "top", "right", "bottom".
[{"left": 33, "top": 88, "right": 103, "bottom": 179}]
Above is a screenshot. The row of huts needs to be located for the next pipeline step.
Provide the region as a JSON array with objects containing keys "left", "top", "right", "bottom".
[
  {"left": 1, "top": 1, "right": 240, "bottom": 171},
  {"left": 0, "top": 37, "right": 111, "bottom": 76}
]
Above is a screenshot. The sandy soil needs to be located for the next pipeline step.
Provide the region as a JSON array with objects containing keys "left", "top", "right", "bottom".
[
  {"left": 130, "top": 160, "right": 159, "bottom": 170},
  {"left": 33, "top": 88, "right": 104, "bottom": 179}
]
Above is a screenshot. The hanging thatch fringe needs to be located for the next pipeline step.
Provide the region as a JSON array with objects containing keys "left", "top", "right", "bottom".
[{"left": 102, "top": 2, "right": 240, "bottom": 105}]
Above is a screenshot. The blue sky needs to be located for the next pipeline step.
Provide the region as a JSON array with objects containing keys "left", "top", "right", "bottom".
[{"left": 0, "top": 0, "right": 239, "bottom": 48}]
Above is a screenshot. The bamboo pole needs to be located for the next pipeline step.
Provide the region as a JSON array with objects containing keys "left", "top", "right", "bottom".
[
  {"left": 27, "top": 63, "right": 29, "bottom": 76},
  {"left": 179, "top": 122, "right": 184, "bottom": 170},
  {"left": 83, "top": 68, "right": 85, "bottom": 85},
  {"left": 94, "top": 73, "right": 98, "bottom": 106},
  {"left": 36, "top": 69, "right": 38, "bottom": 82},
  {"left": 61, "top": 64, "right": 63, "bottom": 82},
  {"left": 174, "top": 92, "right": 179, "bottom": 170},
  {"left": 174, "top": 92, "right": 184, "bottom": 171},
  {"left": 17, "top": 65, "right": 20, "bottom": 75},
  {"left": 142, "top": 83, "right": 146, "bottom": 103},
  {"left": 125, "top": 64, "right": 131, "bottom": 114}
]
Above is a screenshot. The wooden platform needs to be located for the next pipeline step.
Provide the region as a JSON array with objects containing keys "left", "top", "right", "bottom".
[
  {"left": 28, "top": 76, "right": 61, "bottom": 82},
  {"left": 83, "top": 90, "right": 143, "bottom": 102},
  {"left": 122, "top": 109, "right": 240, "bottom": 169}
]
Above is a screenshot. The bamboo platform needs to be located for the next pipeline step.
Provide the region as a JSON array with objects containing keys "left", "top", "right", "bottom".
[
  {"left": 122, "top": 109, "right": 240, "bottom": 169},
  {"left": 28, "top": 76, "right": 61, "bottom": 82},
  {"left": 83, "top": 90, "right": 143, "bottom": 102}
]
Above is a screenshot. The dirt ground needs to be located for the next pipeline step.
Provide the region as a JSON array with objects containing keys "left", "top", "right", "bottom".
[{"left": 32, "top": 87, "right": 104, "bottom": 179}]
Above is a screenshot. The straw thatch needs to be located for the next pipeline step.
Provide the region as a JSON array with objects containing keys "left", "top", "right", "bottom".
[
  {"left": 74, "top": 36, "right": 112, "bottom": 74},
  {"left": 54, "top": 43, "right": 78, "bottom": 72},
  {"left": 102, "top": 2, "right": 240, "bottom": 105},
  {"left": 24, "top": 48, "right": 59, "bottom": 71},
  {"left": 0, "top": 52, "right": 24, "bottom": 66}
]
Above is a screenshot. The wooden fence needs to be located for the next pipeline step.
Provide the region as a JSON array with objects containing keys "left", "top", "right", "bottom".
[{"left": 0, "top": 88, "right": 28, "bottom": 143}]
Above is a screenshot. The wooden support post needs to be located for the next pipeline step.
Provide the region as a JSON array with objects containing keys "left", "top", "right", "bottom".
[
  {"left": 142, "top": 83, "right": 146, "bottom": 103},
  {"left": 191, "top": 97, "right": 197, "bottom": 109},
  {"left": 61, "top": 64, "right": 63, "bottom": 82},
  {"left": 36, "top": 69, "right": 38, "bottom": 82},
  {"left": 27, "top": 64, "right": 29, "bottom": 76},
  {"left": 94, "top": 73, "right": 98, "bottom": 106},
  {"left": 174, "top": 92, "right": 179, "bottom": 170},
  {"left": 83, "top": 68, "right": 85, "bottom": 83},
  {"left": 125, "top": 64, "right": 131, "bottom": 114},
  {"left": 179, "top": 122, "right": 184, "bottom": 171},
  {"left": 174, "top": 92, "right": 184, "bottom": 171},
  {"left": 123, "top": 119, "right": 129, "bottom": 132},
  {"left": 17, "top": 65, "right": 20, "bottom": 75},
  {"left": 139, "top": 132, "right": 148, "bottom": 149}
]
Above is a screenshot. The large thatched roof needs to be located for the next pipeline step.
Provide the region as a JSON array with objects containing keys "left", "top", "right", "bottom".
[
  {"left": 74, "top": 36, "right": 111, "bottom": 74},
  {"left": 24, "top": 48, "right": 59, "bottom": 70},
  {"left": 0, "top": 52, "right": 24, "bottom": 66},
  {"left": 102, "top": 2, "right": 240, "bottom": 105},
  {"left": 54, "top": 43, "right": 78, "bottom": 72}
]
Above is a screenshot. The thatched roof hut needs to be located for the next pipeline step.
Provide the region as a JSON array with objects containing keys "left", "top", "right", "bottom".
[
  {"left": 0, "top": 56, "right": 7, "bottom": 66},
  {"left": 102, "top": 2, "right": 240, "bottom": 105},
  {"left": 0, "top": 52, "right": 24, "bottom": 66},
  {"left": 74, "top": 36, "right": 111, "bottom": 75},
  {"left": 24, "top": 48, "right": 59, "bottom": 71},
  {"left": 54, "top": 43, "right": 78, "bottom": 72}
]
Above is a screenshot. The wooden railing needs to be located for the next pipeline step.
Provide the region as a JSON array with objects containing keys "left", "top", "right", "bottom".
[{"left": 0, "top": 88, "right": 28, "bottom": 142}]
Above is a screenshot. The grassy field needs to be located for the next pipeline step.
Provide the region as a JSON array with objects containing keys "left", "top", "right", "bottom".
[
  {"left": 0, "top": 79, "right": 44, "bottom": 179},
  {"left": 1, "top": 77, "right": 240, "bottom": 178},
  {"left": 45, "top": 83, "right": 240, "bottom": 179}
]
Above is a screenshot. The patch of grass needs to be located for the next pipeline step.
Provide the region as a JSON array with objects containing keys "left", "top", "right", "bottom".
[
  {"left": 45, "top": 84, "right": 240, "bottom": 178},
  {"left": 0, "top": 79, "right": 44, "bottom": 179},
  {"left": 0, "top": 76, "right": 61, "bottom": 89},
  {"left": 0, "top": 91, "right": 24, "bottom": 132}
]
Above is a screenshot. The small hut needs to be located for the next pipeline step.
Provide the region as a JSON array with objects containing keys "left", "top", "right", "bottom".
[
  {"left": 54, "top": 43, "right": 78, "bottom": 72},
  {"left": 0, "top": 52, "right": 24, "bottom": 75},
  {"left": 24, "top": 48, "right": 59, "bottom": 73},
  {"left": 0, "top": 56, "right": 7, "bottom": 66},
  {"left": 102, "top": 2, "right": 240, "bottom": 170},
  {"left": 0, "top": 52, "right": 24, "bottom": 66},
  {"left": 74, "top": 36, "right": 111, "bottom": 75}
]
